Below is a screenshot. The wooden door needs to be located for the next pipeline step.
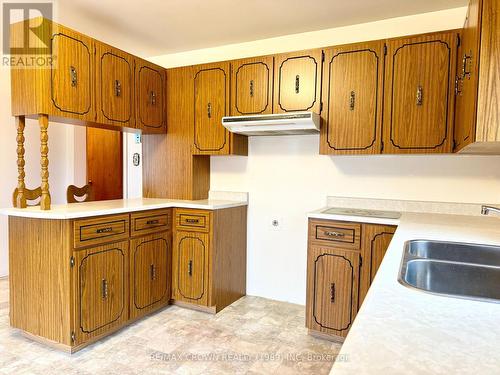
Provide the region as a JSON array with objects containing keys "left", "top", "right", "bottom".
[
  {"left": 231, "top": 56, "right": 273, "bottom": 115},
  {"left": 73, "top": 241, "right": 128, "bottom": 345},
  {"left": 193, "top": 63, "right": 230, "bottom": 155},
  {"left": 136, "top": 59, "right": 166, "bottom": 133},
  {"left": 50, "top": 26, "right": 94, "bottom": 119},
  {"left": 130, "top": 232, "right": 171, "bottom": 320},
  {"left": 321, "top": 42, "right": 384, "bottom": 154},
  {"left": 383, "top": 32, "right": 457, "bottom": 154},
  {"left": 454, "top": 0, "right": 483, "bottom": 151},
  {"left": 96, "top": 43, "right": 135, "bottom": 127},
  {"left": 172, "top": 230, "right": 209, "bottom": 306},
  {"left": 306, "top": 246, "right": 360, "bottom": 337},
  {"left": 274, "top": 49, "right": 322, "bottom": 114},
  {"left": 359, "top": 225, "right": 396, "bottom": 307},
  {"left": 86, "top": 128, "right": 123, "bottom": 201}
]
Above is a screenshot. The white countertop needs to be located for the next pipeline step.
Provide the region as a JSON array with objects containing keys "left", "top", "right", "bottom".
[
  {"left": 331, "top": 212, "right": 500, "bottom": 374},
  {"left": 308, "top": 207, "right": 401, "bottom": 226},
  {"left": 0, "top": 197, "right": 248, "bottom": 219}
]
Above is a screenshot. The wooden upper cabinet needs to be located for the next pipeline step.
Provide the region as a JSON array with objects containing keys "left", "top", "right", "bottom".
[
  {"left": 320, "top": 42, "right": 384, "bottom": 155},
  {"left": 231, "top": 56, "right": 274, "bottom": 115},
  {"left": 135, "top": 58, "right": 166, "bottom": 133},
  {"left": 274, "top": 49, "right": 322, "bottom": 114},
  {"left": 383, "top": 31, "right": 458, "bottom": 154},
  {"left": 96, "top": 43, "right": 135, "bottom": 127}
]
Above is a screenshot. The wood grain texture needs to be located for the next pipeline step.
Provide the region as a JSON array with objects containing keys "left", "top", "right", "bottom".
[
  {"left": 175, "top": 208, "right": 211, "bottom": 232},
  {"left": 86, "top": 127, "right": 123, "bottom": 201},
  {"left": 129, "top": 232, "right": 171, "bottom": 320},
  {"left": 273, "top": 49, "right": 322, "bottom": 114},
  {"left": 383, "top": 31, "right": 458, "bottom": 154},
  {"left": 66, "top": 183, "right": 94, "bottom": 203},
  {"left": 130, "top": 209, "right": 172, "bottom": 237},
  {"left": 320, "top": 41, "right": 384, "bottom": 154},
  {"left": 308, "top": 219, "right": 361, "bottom": 250},
  {"left": 9, "top": 217, "right": 73, "bottom": 345},
  {"left": 358, "top": 224, "right": 396, "bottom": 307},
  {"left": 14, "top": 116, "right": 27, "bottom": 208},
  {"left": 73, "top": 214, "right": 130, "bottom": 249},
  {"left": 231, "top": 56, "right": 274, "bottom": 115}
]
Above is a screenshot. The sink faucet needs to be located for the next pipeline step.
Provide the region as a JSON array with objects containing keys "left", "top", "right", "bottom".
[{"left": 481, "top": 205, "right": 500, "bottom": 216}]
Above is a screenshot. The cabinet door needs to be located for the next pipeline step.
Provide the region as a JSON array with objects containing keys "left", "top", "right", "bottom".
[
  {"left": 231, "top": 56, "right": 273, "bottom": 115},
  {"left": 96, "top": 43, "right": 135, "bottom": 127},
  {"left": 136, "top": 59, "right": 166, "bottom": 133},
  {"left": 383, "top": 32, "right": 457, "bottom": 154},
  {"left": 130, "top": 232, "right": 171, "bottom": 320},
  {"left": 172, "top": 231, "right": 209, "bottom": 306},
  {"left": 193, "top": 63, "right": 230, "bottom": 155},
  {"left": 454, "top": 0, "right": 483, "bottom": 151},
  {"left": 274, "top": 49, "right": 322, "bottom": 114},
  {"left": 359, "top": 225, "right": 396, "bottom": 307},
  {"left": 73, "top": 241, "right": 128, "bottom": 346},
  {"left": 50, "top": 25, "right": 94, "bottom": 120},
  {"left": 320, "top": 42, "right": 384, "bottom": 154},
  {"left": 306, "top": 246, "right": 360, "bottom": 338}
]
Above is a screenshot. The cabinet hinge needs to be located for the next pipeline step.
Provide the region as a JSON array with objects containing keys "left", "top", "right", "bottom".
[
  {"left": 457, "top": 34, "right": 461, "bottom": 48},
  {"left": 383, "top": 44, "right": 387, "bottom": 56},
  {"left": 321, "top": 50, "right": 325, "bottom": 62},
  {"left": 71, "top": 331, "right": 75, "bottom": 343},
  {"left": 452, "top": 139, "right": 457, "bottom": 151},
  {"left": 70, "top": 256, "right": 75, "bottom": 268},
  {"left": 359, "top": 255, "right": 363, "bottom": 268},
  {"left": 381, "top": 140, "right": 384, "bottom": 152},
  {"left": 320, "top": 102, "right": 323, "bottom": 112}
]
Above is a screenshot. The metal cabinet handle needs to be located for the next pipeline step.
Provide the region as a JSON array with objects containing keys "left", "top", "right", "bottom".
[
  {"left": 150, "top": 91, "right": 156, "bottom": 105},
  {"left": 330, "top": 283, "right": 336, "bottom": 303},
  {"left": 462, "top": 53, "right": 472, "bottom": 78},
  {"left": 349, "top": 91, "right": 356, "bottom": 111},
  {"left": 115, "top": 80, "right": 121, "bottom": 97},
  {"left": 188, "top": 260, "right": 193, "bottom": 276},
  {"left": 416, "top": 85, "right": 423, "bottom": 106},
  {"left": 146, "top": 219, "right": 159, "bottom": 225},
  {"left": 325, "top": 231, "right": 345, "bottom": 237},
  {"left": 101, "top": 279, "right": 108, "bottom": 299},
  {"left": 70, "top": 66, "right": 77, "bottom": 87},
  {"left": 207, "top": 102, "right": 212, "bottom": 119},
  {"left": 455, "top": 76, "right": 463, "bottom": 96},
  {"left": 186, "top": 218, "right": 199, "bottom": 224},
  {"left": 150, "top": 264, "right": 156, "bottom": 280},
  {"left": 249, "top": 80, "right": 254, "bottom": 97},
  {"left": 295, "top": 75, "right": 300, "bottom": 94},
  {"left": 96, "top": 227, "right": 113, "bottom": 234}
]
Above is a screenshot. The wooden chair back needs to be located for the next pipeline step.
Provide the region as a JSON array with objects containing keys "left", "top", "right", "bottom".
[
  {"left": 66, "top": 183, "right": 94, "bottom": 203},
  {"left": 12, "top": 186, "right": 42, "bottom": 207}
]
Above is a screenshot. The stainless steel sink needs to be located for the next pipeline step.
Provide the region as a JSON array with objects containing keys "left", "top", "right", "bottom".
[{"left": 399, "top": 240, "right": 500, "bottom": 303}]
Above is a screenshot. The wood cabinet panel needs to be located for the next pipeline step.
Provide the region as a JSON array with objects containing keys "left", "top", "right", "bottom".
[
  {"left": 231, "top": 56, "right": 273, "bottom": 115},
  {"left": 130, "top": 232, "right": 171, "bottom": 320},
  {"left": 175, "top": 208, "right": 211, "bottom": 232},
  {"left": 73, "top": 241, "right": 128, "bottom": 345},
  {"left": 383, "top": 31, "right": 457, "bottom": 153},
  {"left": 309, "top": 219, "right": 361, "bottom": 250},
  {"left": 131, "top": 209, "right": 172, "bottom": 237},
  {"left": 306, "top": 246, "right": 360, "bottom": 338},
  {"left": 73, "top": 214, "right": 129, "bottom": 249},
  {"left": 321, "top": 42, "right": 384, "bottom": 154},
  {"left": 136, "top": 59, "right": 166, "bottom": 133},
  {"left": 96, "top": 43, "right": 134, "bottom": 126},
  {"left": 274, "top": 49, "right": 322, "bottom": 114}
]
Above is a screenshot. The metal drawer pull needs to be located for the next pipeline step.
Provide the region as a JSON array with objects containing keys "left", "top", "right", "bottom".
[
  {"left": 324, "top": 231, "right": 345, "bottom": 237},
  {"left": 150, "top": 264, "right": 156, "bottom": 280},
  {"left": 295, "top": 75, "right": 300, "bottom": 94},
  {"left": 416, "top": 85, "right": 423, "bottom": 106},
  {"left": 115, "top": 80, "right": 122, "bottom": 97},
  {"left": 207, "top": 102, "right": 212, "bottom": 119},
  {"left": 96, "top": 227, "right": 113, "bottom": 234},
  {"left": 146, "top": 219, "right": 159, "bottom": 225},
  {"left": 150, "top": 91, "right": 156, "bottom": 105},
  {"left": 70, "top": 66, "right": 77, "bottom": 87},
  {"left": 188, "top": 260, "right": 193, "bottom": 276},
  {"left": 330, "top": 283, "right": 336, "bottom": 303},
  {"left": 185, "top": 218, "right": 200, "bottom": 224},
  {"left": 349, "top": 91, "right": 356, "bottom": 111},
  {"left": 249, "top": 80, "right": 254, "bottom": 97},
  {"left": 101, "top": 279, "right": 108, "bottom": 299}
]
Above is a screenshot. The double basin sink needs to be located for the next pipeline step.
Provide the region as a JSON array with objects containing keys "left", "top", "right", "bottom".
[{"left": 399, "top": 240, "right": 500, "bottom": 303}]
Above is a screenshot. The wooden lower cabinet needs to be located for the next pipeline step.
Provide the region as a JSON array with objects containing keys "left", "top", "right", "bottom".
[{"left": 306, "top": 219, "right": 396, "bottom": 341}]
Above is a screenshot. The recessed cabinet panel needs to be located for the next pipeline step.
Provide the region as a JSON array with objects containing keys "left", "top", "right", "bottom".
[
  {"left": 383, "top": 32, "right": 457, "bottom": 153},
  {"left": 321, "top": 42, "right": 384, "bottom": 154},
  {"left": 274, "top": 49, "right": 322, "bottom": 114},
  {"left": 193, "top": 64, "right": 230, "bottom": 154},
  {"left": 231, "top": 57, "right": 273, "bottom": 115},
  {"left": 136, "top": 59, "right": 166, "bottom": 133}
]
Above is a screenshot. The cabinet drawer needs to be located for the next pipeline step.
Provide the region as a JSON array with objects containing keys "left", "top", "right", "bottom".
[
  {"left": 131, "top": 209, "right": 171, "bottom": 236},
  {"left": 74, "top": 214, "right": 130, "bottom": 248},
  {"left": 309, "top": 220, "right": 361, "bottom": 250},
  {"left": 175, "top": 209, "right": 211, "bottom": 232}
]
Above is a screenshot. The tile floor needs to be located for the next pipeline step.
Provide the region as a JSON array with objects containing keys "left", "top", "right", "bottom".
[{"left": 0, "top": 278, "right": 341, "bottom": 374}]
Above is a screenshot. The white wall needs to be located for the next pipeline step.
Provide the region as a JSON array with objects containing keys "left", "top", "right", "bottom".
[{"left": 150, "top": 7, "right": 500, "bottom": 305}]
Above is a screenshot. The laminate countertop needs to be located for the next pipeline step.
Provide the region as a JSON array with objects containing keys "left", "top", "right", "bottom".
[
  {"left": 329, "top": 212, "right": 500, "bottom": 374},
  {"left": 0, "top": 197, "right": 248, "bottom": 219}
]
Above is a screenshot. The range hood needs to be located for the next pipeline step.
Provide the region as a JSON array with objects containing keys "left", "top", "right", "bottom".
[{"left": 222, "top": 111, "right": 320, "bottom": 136}]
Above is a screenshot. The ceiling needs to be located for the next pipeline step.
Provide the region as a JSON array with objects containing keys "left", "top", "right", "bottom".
[{"left": 57, "top": 0, "right": 467, "bottom": 57}]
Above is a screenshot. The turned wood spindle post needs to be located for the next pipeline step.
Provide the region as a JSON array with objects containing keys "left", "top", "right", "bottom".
[
  {"left": 14, "top": 116, "right": 27, "bottom": 208},
  {"left": 39, "top": 114, "right": 51, "bottom": 210}
]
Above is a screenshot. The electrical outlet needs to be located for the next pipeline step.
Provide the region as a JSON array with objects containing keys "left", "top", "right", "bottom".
[{"left": 134, "top": 133, "right": 142, "bottom": 144}]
